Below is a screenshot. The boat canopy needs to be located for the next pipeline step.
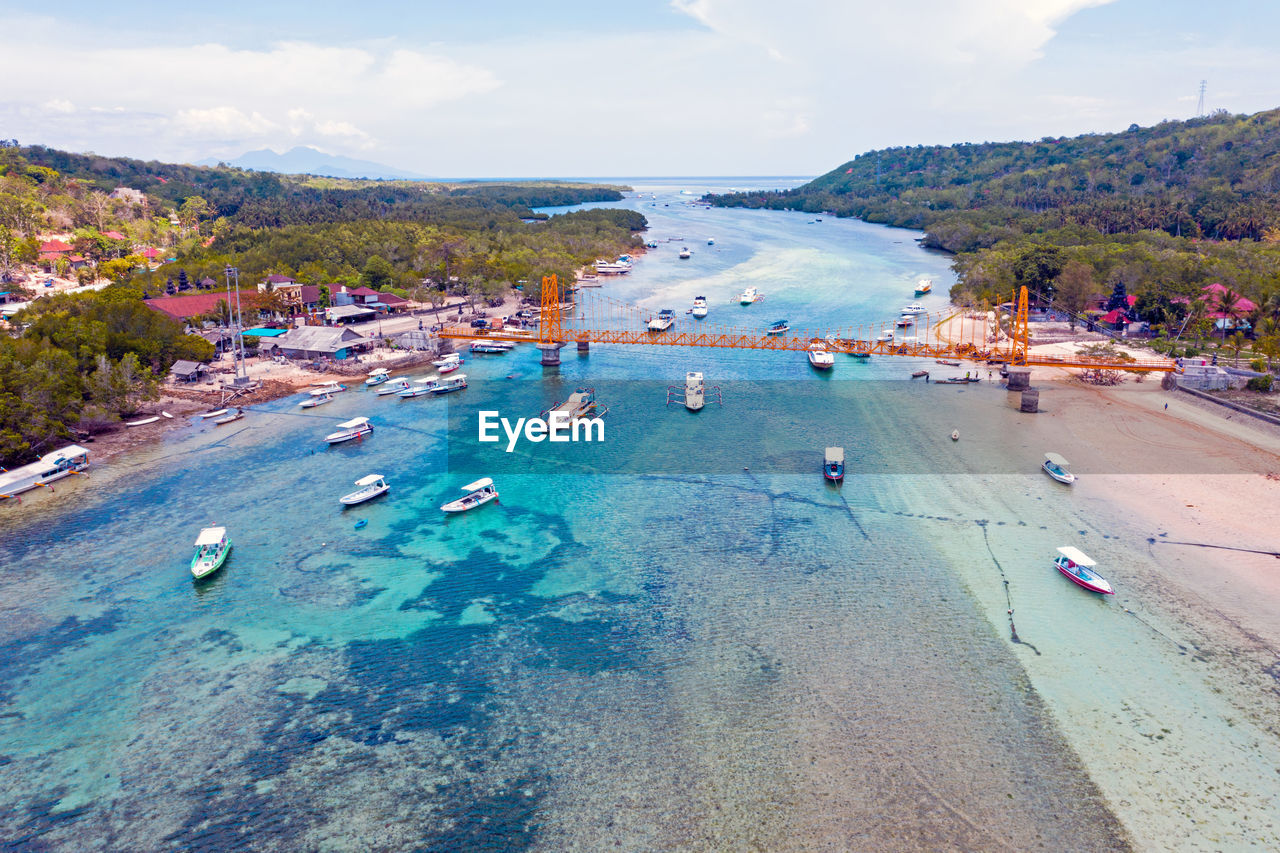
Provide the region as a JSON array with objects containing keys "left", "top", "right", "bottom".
[
  {"left": 1056, "top": 546, "right": 1095, "bottom": 567},
  {"left": 447, "top": 374, "right": 467, "bottom": 382},
  {"left": 354, "top": 474, "right": 385, "bottom": 486},
  {"left": 195, "top": 526, "right": 226, "bottom": 546},
  {"left": 462, "top": 477, "right": 494, "bottom": 492},
  {"left": 368, "top": 368, "right": 389, "bottom": 376},
  {"left": 1044, "top": 452, "right": 1070, "bottom": 467},
  {"left": 825, "top": 447, "right": 845, "bottom": 463},
  {"left": 337, "top": 417, "right": 369, "bottom": 428}
]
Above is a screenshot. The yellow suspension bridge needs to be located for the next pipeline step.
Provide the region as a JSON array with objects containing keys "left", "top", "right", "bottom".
[{"left": 440, "top": 276, "right": 1176, "bottom": 372}]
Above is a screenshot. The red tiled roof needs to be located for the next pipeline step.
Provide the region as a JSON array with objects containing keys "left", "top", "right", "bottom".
[
  {"left": 378, "top": 292, "right": 408, "bottom": 304},
  {"left": 1100, "top": 309, "right": 1130, "bottom": 324},
  {"left": 145, "top": 290, "right": 258, "bottom": 320},
  {"left": 299, "top": 285, "right": 321, "bottom": 303},
  {"left": 263, "top": 274, "right": 296, "bottom": 284},
  {"left": 346, "top": 286, "right": 380, "bottom": 296},
  {"left": 39, "top": 252, "right": 63, "bottom": 262},
  {"left": 102, "top": 230, "right": 127, "bottom": 240},
  {"left": 140, "top": 247, "right": 162, "bottom": 258},
  {"left": 40, "top": 239, "right": 72, "bottom": 253}
]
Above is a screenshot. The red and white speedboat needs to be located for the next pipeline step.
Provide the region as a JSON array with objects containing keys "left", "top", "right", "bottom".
[{"left": 1053, "top": 546, "right": 1114, "bottom": 595}]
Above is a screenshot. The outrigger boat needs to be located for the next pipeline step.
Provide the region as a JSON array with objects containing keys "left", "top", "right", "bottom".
[
  {"left": 397, "top": 378, "right": 438, "bottom": 398},
  {"left": 739, "top": 287, "right": 761, "bottom": 305},
  {"left": 647, "top": 309, "right": 676, "bottom": 331},
  {"left": 440, "top": 477, "right": 499, "bottom": 513},
  {"left": 1053, "top": 546, "right": 1114, "bottom": 595},
  {"left": 766, "top": 319, "right": 790, "bottom": 335},
  {"left": 310, "top": 381, "right": 347, "bottom": 396},
  {"left": 807, "top": 343, "right": 834, "bottom": 370},
  {"left": 376, "top": 379, "right": 411, "bottom": 396},
  {"left": 325, "top": 416, "right": 373, "bottom": 444},
  {"left": 1042, "top": 452, "right": 1076, "bottom": 484},
  {"left": 544, "top": 387, "right": 608, "bottom": 421},
  {"left": 299, "top": 393, "right": 333, "bottom": 409},
  {"left": 340, "top": 473, "right": 390, "bottom": 505},
  {"left": 935, "top": 359, "right": 962, "bottom": 367},
  {"left": 915, "top": 279, "right": 933, "bottom": 296},
  {"left": 213, "top": 409, "right": 244, "bottom": 425},
  {"left": 430, "top": 374, "right": 468, "bottom": 395},
  {"left": 364, "top": 368, "right": 391, "bottom": 387},
  {"left": 691, "top": 296, "right": 708, "bottom": 318},
  {"left": 824, "top": 446, "right": 845, "bottom": 482},
  {"left": 666, "top": 371, "right": 722, "bottom": 411},
  {"left": 0, "top": 445, "right": 90, "bottom": 501},
  {"left": 190, "top": 526, "right": 231, "bottom": 580}
]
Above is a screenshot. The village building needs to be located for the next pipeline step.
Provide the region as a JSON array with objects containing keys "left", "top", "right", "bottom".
[
  {"left": 144, "top": 290, "right": 260, "bottom": 322},
  {"left": 266, "top": 325, "right": 374, "bottom": 361},
  {"left": 168, "top": 360, "right": 209, "bottom": 383}
]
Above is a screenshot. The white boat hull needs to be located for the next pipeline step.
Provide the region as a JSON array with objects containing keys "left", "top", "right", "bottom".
[
  {"left": 340, "top": 484, "right": 390, "bottom": 505},
  {"left": 441, "top": 489, "right": 499, "bottom": 513}
]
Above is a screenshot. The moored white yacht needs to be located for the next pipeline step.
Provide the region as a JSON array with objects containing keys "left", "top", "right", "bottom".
[
  {"left": 740, "top": 287, "right": 761, "bottom": 305},
  {"left": 901, "top": 303, "right": 927, "bottom": 315},
  {"left": 691, "top": 296, "right": 708, "bottom": 318},
  {"left": 648, "top": 309, "right": 676, "bottom": 331},
  {"left": 807, "top": 343, "right": 835, "bottom": 369},
  {"left": 595, "top": 258, "right": 633, "bottom": 275}
]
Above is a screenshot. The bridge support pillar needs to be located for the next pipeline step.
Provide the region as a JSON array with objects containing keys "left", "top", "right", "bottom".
[
  {"left": 577, "top": 341, "right": 590, "bottom": 354},
  {"left": 1020, "top": 388, "right": 1040, "bottom": 413},
  {"left": 1006, "top": 367, "right": 1031, "bottom": 391},
  {"left": 538, "top": 342, "right": 566, "bottom": 366}
]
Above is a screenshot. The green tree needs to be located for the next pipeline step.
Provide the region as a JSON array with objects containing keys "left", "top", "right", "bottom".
[
  {"left": 1054, "top": 261, "right": 1095, "bottom": 329},
  {"left": 361, "top": 255, "right": 394, "bottom": 290},
  {"left": 1012, "top": 245, "right": 1065, "bottom": 303}
]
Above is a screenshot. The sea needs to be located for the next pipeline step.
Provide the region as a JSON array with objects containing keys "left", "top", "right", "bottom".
[{"left": 1, "top": 179, "right": 1277, "bottom": 851}]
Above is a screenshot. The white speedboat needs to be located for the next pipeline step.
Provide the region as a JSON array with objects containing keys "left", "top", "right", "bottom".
[
  {"left": 902, "top": 303, "right": 927, "bottom": 315},
  {"left": 340, "top": 473, "right": 390, "bottom": 505},
  {"left": 807, "top": 343, "right": 835, "bottom": 369},
  {"left": 311, "top": 381, "right": 347, "bottom": 397},
  {"left": 877, "top": 329, "right": 894, "bottom": 342},
  {"left": 432, "top": 353, "right": 461, "bottom": 368},
  {"left": 915, "top": 279, "right": 933, "bottom": 296},
  {"left": 1042, "top": 452, "right": 1076, "bottom": 484},
  {"left": 0, "top": 445, "right": 90, "bottom": 500},
  {"left": 376, "top": 380, "right": 411, "bottom": 396},
  {"left": 299, "top": 393, "right": 332, "bottom": 409},
  {"left": 190, "top": 526, "right": 231, "bottom": 580},
  {"left": 896, "top": 314, "right": 914, "bottom": 328},
  {"left": 691, "top": 296, "right": 708, "bottom": 318},
  {"left": 430, "top": 374, "right": 468, "bottom": 394},
  {"left": 441, "top": 477, "right": 499, "bottom": 513},
  {"left": 678, "top": 248, "right": 692, "bottom": 259},
  {"left": 648, "top": 309, "right": 676, "bottom": 331},
  {"left": 740, "top": 287, "right": 761, "bottom": 305},
  {"left": 325, "top": 417, "right": 373, "bottom": 444},
  {"left": 470, "top": 341, "right": 514, "bottom": 354},
  {"left": 364, "top": 368, "right": 390, "bottom": 387},
  {"left": 766, "top": 319, "right": 790, "bottom": 335},
  {"left": 398, "top": 377, "right": 439, "bottom": 398}
]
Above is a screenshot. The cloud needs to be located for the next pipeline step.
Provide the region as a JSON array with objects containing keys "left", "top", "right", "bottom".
[
  {"left": 43, "top": 99, "right": 76, "bottom": 114},
  {"left": 173, "top": 106, "right": 279, "bottom": 139}
]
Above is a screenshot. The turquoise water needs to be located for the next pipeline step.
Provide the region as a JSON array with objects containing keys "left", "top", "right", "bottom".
[{"left": 2, "top": 181, "right": 1277, "bottom": 850}]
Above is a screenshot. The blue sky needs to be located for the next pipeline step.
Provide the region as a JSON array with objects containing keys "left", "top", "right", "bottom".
[{"left": 3, "top": 0, "right": 1279, "bottom": 177}]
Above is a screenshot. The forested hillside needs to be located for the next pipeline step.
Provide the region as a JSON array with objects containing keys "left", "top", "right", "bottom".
[
  {"left": 708, "top": 109, "right": 1280, "bottom": 328},
  {"left": 0, "top": 141, "right": 642, "bottom": 464}
]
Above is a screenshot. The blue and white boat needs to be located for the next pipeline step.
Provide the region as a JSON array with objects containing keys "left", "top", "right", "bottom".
[{"left": 767, "top": 319, "right": 790, "bottom": 335}]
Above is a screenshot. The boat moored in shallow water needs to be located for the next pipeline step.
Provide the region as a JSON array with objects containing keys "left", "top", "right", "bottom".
[
  {"left": 740, "top": 287, "right": 761, "bottom": 305},
  {"left": 1042, "top": 452, "right": 1076, "bottom": 484},
  {"left": 915, "top": 279, "right": 933, "bottom": 295},
  {"left": 767, "top": 319, "right": 790, "bottom": 335},
  {"left": 807, "top": 343, "right": 834, "bottom": 369},
  {"left": 364, "top": 368, "right": 390, "bottom": 386},
  {"left": 430, "top": 374, "right": 468, "bottom": 395},
  {"left": 648, "top": 309, "right": 676, "bottom": 331},
  {"left": 191, "top": 526, "right": 231, "bottom": 580},
  {"left": 0, "top": 445, "right": 90, "bottom": 500},
  {"left": 300, "top": 394, "right": 333, "bottom": 409},
  {"left": 311, "top": 381, "right": 348, "bottom": 396},
  {"left": 691, "top": 296, "right": 708, "bottom": 318},
  {"left": 432, "top": 353, "right": 462, "bottom": 368},
  {"left": 377, "top": 380, "right": 411, "bottom": 396},
  {"left": 824, "top": 446, "right": 845, "bottom": 481},
  {"left": 340, "top": 473, "right": 390, "bottom": 505},
  {"left": 1053, "top": 546, "right": 1114, "bottom": 595},
  {"left": 441, "top": 477, "right": 499, "bottom": 513},
  {"left": 325, "top": 417, "right": 373, "bottom": 444}
]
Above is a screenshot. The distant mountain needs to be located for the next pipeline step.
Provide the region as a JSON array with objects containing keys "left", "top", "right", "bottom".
[{"left": 196, "top": 146, "right": 431, "bottom": 180}]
